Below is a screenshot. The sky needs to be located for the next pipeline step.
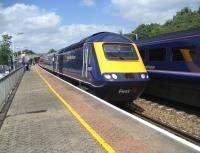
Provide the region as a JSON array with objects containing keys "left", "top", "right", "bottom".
[{"left": 0, "top": 0, "right": 200, "bottom": 53}]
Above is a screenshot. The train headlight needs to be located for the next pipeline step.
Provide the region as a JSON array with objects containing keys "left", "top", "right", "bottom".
[
  {"left": 112, "top": 74, "right": 118, "bottom": 79},
  {"left": 141, "top": 74, "right": 145, "bottom": 79},
  {"left": 104, "top": 74, "right": 111, "bottom": 79},
  {"left": 146, "top": 74, "right": 149, "bottom": 79}
]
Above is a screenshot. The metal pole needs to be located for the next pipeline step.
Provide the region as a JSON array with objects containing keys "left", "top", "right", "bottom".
[
  {"left": 21, "top": 47, "right": 23, "bottom": 67},
  {"left": 2, "top": 33, "right": 24, "bottom": 70},
  {"left": 132, "top": 32, "right": 138, "bottom": 40},
  {"left": 135, "top": 33, "right": 138, "bottom": 40},
  {"left": 12, "top": 39, "right": 15, "bottom": 70}
]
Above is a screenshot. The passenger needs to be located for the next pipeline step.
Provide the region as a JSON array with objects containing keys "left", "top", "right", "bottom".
[
  {"left": 29, "top": 58, "right": 33, "bottom": 65},
  {"left": 25, "top": 56, "right": 30, "bottom": 71}
]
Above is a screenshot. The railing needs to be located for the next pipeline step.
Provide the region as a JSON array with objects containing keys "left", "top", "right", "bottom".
[{"left": 0, "top": 66, "right": 25, "bottom": 111}]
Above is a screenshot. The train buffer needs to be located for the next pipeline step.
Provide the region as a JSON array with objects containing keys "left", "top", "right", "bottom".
[{"left": 0, "top": 65, "right": 199, "bottom": 153}]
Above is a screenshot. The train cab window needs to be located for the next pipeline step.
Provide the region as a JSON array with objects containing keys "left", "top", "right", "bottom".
[
  {"left": 171, "top": 46, "right": 196, "bottom": 62},
  {"left": 149, "top": 48, "right": 166, "bottom": 61},
  {"left": 103, "top": 44, "right": 138, "bottom": 60}
]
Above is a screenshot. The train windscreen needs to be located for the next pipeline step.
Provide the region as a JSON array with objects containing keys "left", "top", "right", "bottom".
[{"left": 103, "top": 44, "right": 138, "bottom": 60}]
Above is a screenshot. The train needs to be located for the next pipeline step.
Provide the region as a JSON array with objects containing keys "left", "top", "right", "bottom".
[
  {"left": 136, "top": 29, "right": 200, "bottom": 108},
  {"left": 39, "top": 32, "right": 149, "bottom": 103}
]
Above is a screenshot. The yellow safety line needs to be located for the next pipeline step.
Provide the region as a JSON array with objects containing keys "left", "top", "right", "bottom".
[{"left": 35, "top": 67, "right": 116, "bottom": 153}]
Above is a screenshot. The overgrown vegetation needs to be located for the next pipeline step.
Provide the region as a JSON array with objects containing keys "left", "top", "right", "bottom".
[{"left": 125, "top": 7, "right": 200, "bottom": 40}]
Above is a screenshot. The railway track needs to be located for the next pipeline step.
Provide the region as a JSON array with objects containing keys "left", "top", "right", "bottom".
[{"left": 127, "top": 98, "right": 200, "bottom": 146}]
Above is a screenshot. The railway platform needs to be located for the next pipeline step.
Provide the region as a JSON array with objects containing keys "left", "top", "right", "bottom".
[{"left": 0, "top": 65, "right": 199, "bottom": 153}]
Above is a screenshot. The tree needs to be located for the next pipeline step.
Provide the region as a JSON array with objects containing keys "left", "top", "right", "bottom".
[
  {"left": 23, "top": 49, "right": 35, "bottom": 55},
  {"left": 0, "top": 34, "right": 12, "bottom": 65},
  {"left": 134, "top": 23, "right": 162, "bottom": 39},
  {"left": 124, "top": 33, "right": 136, "bottom": 40},
  {"left": 125, "top": 7, "right": 200, "bottom": 40},
  {"left": 14, "top": 49, "right": 35, "bottom": 56}
]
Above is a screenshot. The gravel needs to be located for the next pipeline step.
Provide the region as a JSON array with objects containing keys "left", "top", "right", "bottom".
[{"left": 134, "top": 98, "right": 200, "bottom": 140}]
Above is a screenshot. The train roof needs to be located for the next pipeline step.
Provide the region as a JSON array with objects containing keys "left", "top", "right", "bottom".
[
  {"left": 58, "top": 32, "right": 132, "bottom": 53},
  {"left": 136, "top": 28, "right": 200, "bottom": 46}
]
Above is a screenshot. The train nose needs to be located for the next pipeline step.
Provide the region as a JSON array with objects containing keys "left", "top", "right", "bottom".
[{"left": 100, "top": 82, "right": 147, "bottom": 102}]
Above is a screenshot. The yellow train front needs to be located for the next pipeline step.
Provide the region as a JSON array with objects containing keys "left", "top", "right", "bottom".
[
  {"left": 88, "top": 33, "right": 149, "bottom": 102},
  {"left": 40, "top": 32, "right": 149, "bottom": 102}
]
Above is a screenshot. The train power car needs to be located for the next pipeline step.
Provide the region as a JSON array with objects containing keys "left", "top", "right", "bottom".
[
  {"left": 39, "top": 32, "right": 149, "bottom": 103},
  {"left": 136, "top": 29, "right": 200, "bottom": 107}
]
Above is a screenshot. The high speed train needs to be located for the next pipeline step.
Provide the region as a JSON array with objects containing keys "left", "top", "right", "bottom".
[
  {"left": 39, "top": 32, "right": 149, "bottom": 102},
  {"left": 136, "top": 29, "right": 200, "bottom": 108}
]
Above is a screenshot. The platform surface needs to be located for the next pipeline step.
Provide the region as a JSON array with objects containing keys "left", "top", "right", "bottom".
[
  {"left": 0, "top": 66, "right": 199, "bottom": 153},
  {"left": 0, "top": 67, "right": 104, "bottom": 153}
]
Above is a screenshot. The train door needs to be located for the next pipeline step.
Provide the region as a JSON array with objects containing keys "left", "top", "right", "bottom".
[
  {"left": 82, "top": 44, "right": 92, "bottom": 79},
  {"left": 55, "top": 55, "right": 59, "bottom": 72},
  {"left": 59, "top": 55, "right": 63, "bottom": 73},
  {"left": 52, "top": 54, "right": 56, "bottom": 71},
  {"left": 82, "top": 44, "right": 88, "bottom": 78}
]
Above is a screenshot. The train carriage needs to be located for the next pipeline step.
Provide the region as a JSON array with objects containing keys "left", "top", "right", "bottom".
[
  {"left": 39, "top": 32, "right": 149, "bottom": 102},
  {"left": 136, "top": 29, "right": 200, "bottom": 107}
]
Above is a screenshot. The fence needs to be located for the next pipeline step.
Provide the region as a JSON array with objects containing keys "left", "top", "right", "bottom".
[{"left": 0, "top": 67, "right": 24, "bottom": 111}]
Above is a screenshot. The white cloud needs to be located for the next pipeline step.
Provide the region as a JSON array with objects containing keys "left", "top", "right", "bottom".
[
  {"left": 81, "top": 0, "right": 95, "bottom": 6},
  {"left": 0, "top": 3, "right": 123, "bottom": 53},
  {"left": 109, "top": 0, "right": 200, "bottom": 24}
]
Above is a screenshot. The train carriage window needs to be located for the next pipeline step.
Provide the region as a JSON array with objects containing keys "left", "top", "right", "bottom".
[
  {"left": 149, "top": 48, "right": 166, "bottom": 61},
  {"left": 171, "top": 46, "right": 196, "bottom": 62},
  {"left": 139, "top": 50, "right": 145, "bottom": 60}
]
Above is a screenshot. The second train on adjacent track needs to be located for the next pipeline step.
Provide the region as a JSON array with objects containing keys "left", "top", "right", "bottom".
[{"left": 136, "top": 29, "right": 200, "bottom": 108}]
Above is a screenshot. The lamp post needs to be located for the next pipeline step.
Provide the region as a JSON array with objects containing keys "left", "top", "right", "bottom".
[
  {"left": 16, "top": 46, "right": 22, "bottom": 64},
  {"left": 16, "top": 46, "right": 27, "bottom": 63},
  {"left": 132, "top": 32, "right": 138, "bottom": 40},
  {"left": 11, "top": 33, "right": 24, "bottom": 70}
]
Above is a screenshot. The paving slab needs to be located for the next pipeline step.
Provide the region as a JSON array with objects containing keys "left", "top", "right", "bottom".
[{"left": 0, "top": 67, "right": 104, "bottom": 153}]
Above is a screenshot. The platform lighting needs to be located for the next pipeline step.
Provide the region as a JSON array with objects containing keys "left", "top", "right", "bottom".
[
  {"left": 112, "top": 74, "right": 118, "bottom": 79},
  {"left": 141, "top": 74, "right": 145, "bottom": 79},
  {"left": 11, "top": 33, "right": 24, "bottom": 69},
  {"left": 132, "top": 32, "right": 138, "bottom": 40},
  {"left": 104, "top": 74, "right": 111, "bottom": 79}
]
